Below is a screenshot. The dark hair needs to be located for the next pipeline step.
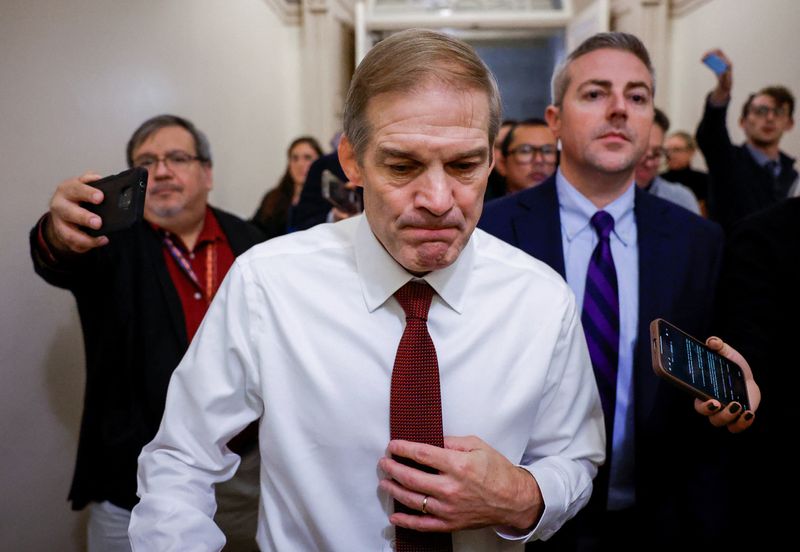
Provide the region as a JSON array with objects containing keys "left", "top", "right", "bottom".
[
  {"left": 501, "top": 118, "right": 549, "bottom": 156},
  {"left": 653, "top": 108, "right": 670, "bottom": 133},
  {"left": 126, "top": 114, "right": 212, "bottom": 168},
  {"left": 342, "top": 28, "right": 501, "bottom": 162},
  {"left": 741, "top": 85, "right": 795, "bottom": 119},
  {"left": 252, "top": 136, "right": 323, "bottom": 239},
  {"left": 669, "top": 131, "right": 696, "bottom": 150},
  {"left": 551, "top": 32, "right": 655, "bottom": 106}
]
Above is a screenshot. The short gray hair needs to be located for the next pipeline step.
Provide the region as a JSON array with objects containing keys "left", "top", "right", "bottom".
[
  {"left": 126, "top": 114, "right": 212, "bottom": 167},
  {"left": 550, "top": 32, "right": 655, "bottom": 107},
  {"left": 342, "top": 28, "right": 502, "bottom": 162}
]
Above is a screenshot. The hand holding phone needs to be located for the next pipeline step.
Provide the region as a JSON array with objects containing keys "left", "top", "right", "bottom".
[
  {"left": 650, "top": 318, "right": 750, "bottom": 410},
  {"left": 321, "top": 169, "right": 362, "bottom": 215},
  {"left": 80, "top": 167, "right": 148, "bottom": 237},
  {"left": 702, "top": 49, "right": 732, "bottom": 102}
]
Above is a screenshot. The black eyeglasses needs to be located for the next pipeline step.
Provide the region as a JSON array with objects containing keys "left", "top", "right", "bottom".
[
  {"left": 134, "top": 151, "right": 203, "bottom": 171},
  {"left": 749, "top": 105, "right": 789, "bottom": 118},
  {"left": 508, "top": 144, "right": 558, "bottom": 163}
]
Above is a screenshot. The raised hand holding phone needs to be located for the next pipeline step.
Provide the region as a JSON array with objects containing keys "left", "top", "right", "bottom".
[
  {"left": 702, "top": 49, "right": 732, "bottom": 103},
  {"left": 46, "top": 172, "right": 110, "bottom": 254}
]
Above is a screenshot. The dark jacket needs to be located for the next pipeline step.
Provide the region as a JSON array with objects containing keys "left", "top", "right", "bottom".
[
  {"left": 480, "top": 176, "right": 734, "bottom": 545},
  {"left": 30, "top": 207, "right": 264, "bottom": 510},
  {"left": 696, "top": 98, "right": 797, "bottom": 232}
]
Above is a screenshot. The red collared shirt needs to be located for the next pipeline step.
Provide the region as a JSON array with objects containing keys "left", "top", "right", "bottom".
[{"left": 155, "top": 208, "right": 235, "bottom": 341}]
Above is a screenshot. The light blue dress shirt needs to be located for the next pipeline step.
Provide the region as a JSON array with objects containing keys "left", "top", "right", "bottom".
[{"left": 556, "top": 169, "right": 638, "bottom": 511}]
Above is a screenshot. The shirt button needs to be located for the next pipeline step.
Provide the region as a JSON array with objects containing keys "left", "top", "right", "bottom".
[
  {"left": 193, "top": 292, "right": 202, "bottom": 300},
  {"left": 189, "top": 253, "right": 195, "bottom": 260}
]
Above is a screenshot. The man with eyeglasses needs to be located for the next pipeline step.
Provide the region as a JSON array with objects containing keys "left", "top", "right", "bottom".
[
  {"left": 635, "top": 108, "right": 700, "bottom": 214},
  {"left": 497, "top": 119, "right": 558, "bottom": 195},
  {"left": 28, "top": 114, "right": 264, "bottom": 551},
  {"left": 696, "top": 49, "right": 797, "bottom": 232}
]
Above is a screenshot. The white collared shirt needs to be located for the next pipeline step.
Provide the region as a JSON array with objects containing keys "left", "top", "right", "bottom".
[{"left": 130, "top": 214, "right": 604, "bottom": 551}]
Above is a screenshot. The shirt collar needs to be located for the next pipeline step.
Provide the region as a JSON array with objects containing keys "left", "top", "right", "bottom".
[
  {"left": 149, "top": 207, "right": 222, "bottom": 251},
  {"left": 745, "top": 143, "right": 776, "bottom": 167},
  {"left": 555, "top": 168, "right": 636, "bottom": 247},
  {"left": 354, "top": 214, "right": 474, "bottom": 315}
]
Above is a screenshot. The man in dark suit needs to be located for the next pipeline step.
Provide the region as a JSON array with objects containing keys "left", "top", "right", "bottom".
[
  {"left": 480, "top": 33, "right": 756, "bottom": 548},
  {"left": 696, "top": 49, "right": 796, "bottom": 233},
  {"left": 29, "top": 115, "right": 264, "bottom": 551}
]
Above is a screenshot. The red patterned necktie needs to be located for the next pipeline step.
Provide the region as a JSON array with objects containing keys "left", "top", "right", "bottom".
[{"left": 391, "top": 281, "right": 452, "bottom": 552}]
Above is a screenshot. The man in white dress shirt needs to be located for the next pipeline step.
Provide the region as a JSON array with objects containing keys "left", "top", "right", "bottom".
[{"left": 129, "top": 29, "right": 604, "bottom": 551}]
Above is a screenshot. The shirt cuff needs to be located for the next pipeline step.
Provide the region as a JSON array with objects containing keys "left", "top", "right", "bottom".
[
  {"left": 706, "top": 92, "right": 730, "bottom": 109},
  {"left": 35, "top": 213, "right": 60, "bottom": 266},
  {"left": 493, "top": 464, "right": 556, "bottom": 543}
]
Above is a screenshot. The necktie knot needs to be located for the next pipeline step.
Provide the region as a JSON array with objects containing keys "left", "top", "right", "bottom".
[
  {"left": 765, "top": 159, "right": 780, "bottom": 178},
  {"left": 590, "top": 210, "right": 615, "bottom": 241},
  {"left": 395, "top": 281, "right": 433, "bottom": 321}
]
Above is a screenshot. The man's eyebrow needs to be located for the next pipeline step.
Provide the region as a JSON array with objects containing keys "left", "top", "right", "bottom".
[
  {"left": 452, "top": 147, "right": 489, "bottom": 161},
  {"left": 577, "top": 79, "right": 613, "bottom": 90},
  {"left": 375, "top": 146, "right": 417, "bottom": 162},
  {"left": 624, "top": 81, "right": 653, "bottom": 94},
  {"left": 576, "top": 79, "right": 653, "bottom": 94}
]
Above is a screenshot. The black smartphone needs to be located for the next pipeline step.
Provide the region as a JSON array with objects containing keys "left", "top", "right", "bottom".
[
  {"left": 321, "top": 169, "right": 362, "bottom": 214},
  {"left": 650, "top": 318, "right": 749, "bottom": 410},
  {"left": 81, "top": 167, "right": 148, "bottom": 237}
]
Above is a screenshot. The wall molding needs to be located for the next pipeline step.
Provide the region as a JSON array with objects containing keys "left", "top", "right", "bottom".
[
  {"left": 669, "top": 0, "right": 711, "bottom": 17},
  {"left": 262, "top": 0, "right": 302, "bottom": 25}
]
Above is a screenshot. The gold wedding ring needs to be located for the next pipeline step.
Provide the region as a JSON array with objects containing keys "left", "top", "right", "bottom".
[{"left": 421, "top": 495, "right": 429, "bottom": 514}]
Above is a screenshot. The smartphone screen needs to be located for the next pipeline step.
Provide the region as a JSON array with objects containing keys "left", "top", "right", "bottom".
[
  {"left": 703, "top": 53, "right": 729, "bottom": 76},
  {"left": 654, "top": 319, "right": 749, "bottom": 409}
]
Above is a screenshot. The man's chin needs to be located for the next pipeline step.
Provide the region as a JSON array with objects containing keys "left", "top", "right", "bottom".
[{"left": 146, "top": 203, "right": 184, "bottom": 219}]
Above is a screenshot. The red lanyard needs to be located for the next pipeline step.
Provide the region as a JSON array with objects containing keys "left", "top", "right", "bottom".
[{"left": 163, "top": 234, "right": 218, "bottom": 303}]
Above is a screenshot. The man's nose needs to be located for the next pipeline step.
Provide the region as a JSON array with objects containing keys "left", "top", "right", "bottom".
[
  {"left": 416, "top": 166, "right": 455, "bottom": 216},
  {"left": 607, "top": 92, "right": 628, "bottom": 119}
]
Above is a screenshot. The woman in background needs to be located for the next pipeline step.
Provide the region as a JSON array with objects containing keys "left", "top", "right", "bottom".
[{"left": 252, "top": 136, "right": 322, "bottom": 239}]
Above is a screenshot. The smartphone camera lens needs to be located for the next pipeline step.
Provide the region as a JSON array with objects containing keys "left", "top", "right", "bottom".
[{"left": 118, "top": 186, "right": 133, "bottom": 210}]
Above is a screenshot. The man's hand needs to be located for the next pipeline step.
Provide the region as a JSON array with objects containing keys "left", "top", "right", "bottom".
[
  {"left": 46, "top": 172, "right": 109, "bottom": 255},
  {"left": 694, "top": 336, "right": 760, "bottom": 434},
  {"left": 378, "top": 436, "right": 543, "bottom": 533},
  {"left": 702, "top": 49, "right": 733, "bottom": 105}
]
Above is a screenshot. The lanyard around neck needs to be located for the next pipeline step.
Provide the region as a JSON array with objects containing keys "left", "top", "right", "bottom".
[{"left": 163, "top": 234, "right": 218, "bottom": 303}]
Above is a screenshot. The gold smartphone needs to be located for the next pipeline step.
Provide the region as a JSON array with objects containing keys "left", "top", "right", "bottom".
[{"left": 650, "top": 318, "right": 749, "bottom": 409}]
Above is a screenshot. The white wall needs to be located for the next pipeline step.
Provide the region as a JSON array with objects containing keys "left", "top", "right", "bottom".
[
  {"left": 668, "top": 0, "right": 800, "bottom": 163},
  {"left": 0, "top": 0, "right": 304, "bottom": 549}
]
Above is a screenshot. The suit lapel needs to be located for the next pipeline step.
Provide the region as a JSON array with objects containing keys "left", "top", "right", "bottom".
[
  {"left": 142, "top": 223, "right": 189, "bottom": 349},
  {"left": 511, "top": 178, "right": 566, "bottom": 277},
  {"left": 634, "top": 189, "right": 673, "bottom": 425}
]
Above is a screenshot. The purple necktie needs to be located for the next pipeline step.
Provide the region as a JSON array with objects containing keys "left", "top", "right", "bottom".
[{"left": 582, "top": 211, "right": 619, "bottom": 437}]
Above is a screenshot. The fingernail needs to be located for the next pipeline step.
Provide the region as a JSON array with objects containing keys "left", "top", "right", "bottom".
[
  {"left": 90, "top": 217, "right": 101, "bottom": 228},
  {"left": 707, "top": 402, "right": 719, "bottom": 412},
  {"left": 728, "top": 402, "right": 741, "bottom": 414},
  {"left": 93, "top": 192, "right": 102, "bottom": 202},
  {"left": 744, "top": 412, "right": 753, "bottom": 421}
]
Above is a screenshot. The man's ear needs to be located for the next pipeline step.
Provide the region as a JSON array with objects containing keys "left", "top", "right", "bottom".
[
  {"left": 202, "top": 164, "right": 214, "bottom": 192},
  {"left": 545, "top": 105, "right": 561, "bottom": 140},
  {"left": 495, "top": 152, "right": 507, "bottom": 177},
  {"left": 338, "top": 135, "right": 363, "bottom": 188}
]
